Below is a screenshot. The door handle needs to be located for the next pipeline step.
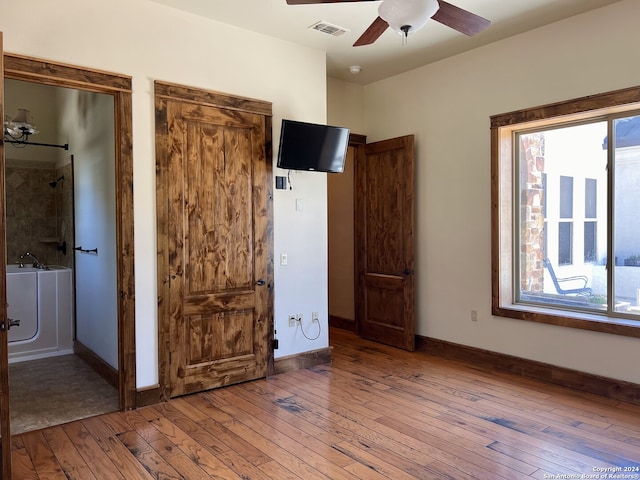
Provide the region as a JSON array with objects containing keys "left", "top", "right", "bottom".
[
  {"left": 401, "top": 268, "right": 413, "bottom": 276},
  {"left": 0, "top": 318, "right": 21, "bottom": 331},
  {"left": 255, "top": 279, "right": 266, "bottom": 286}
]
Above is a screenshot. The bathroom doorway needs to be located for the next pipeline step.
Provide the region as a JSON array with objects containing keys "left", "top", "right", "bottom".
[
  {"left": 2, "top": 53, "right": 136, "bottom": 442},
  {"left": 4, "top": 78, "right": 120, "bottom": 433}
]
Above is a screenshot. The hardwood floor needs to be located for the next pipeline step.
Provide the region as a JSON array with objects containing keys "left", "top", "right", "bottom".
[{"left": 11, "top": 328, "right": 640, "bottom": 479}]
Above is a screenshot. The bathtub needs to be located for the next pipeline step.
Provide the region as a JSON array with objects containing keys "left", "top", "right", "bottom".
[{"left": 6, "top": 264, "right": 73, "bottom": 363}]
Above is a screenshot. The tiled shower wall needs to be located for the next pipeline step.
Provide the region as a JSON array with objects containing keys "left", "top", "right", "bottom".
[{"left": 5, "top": 159, "right": 73, "bottom": 268}]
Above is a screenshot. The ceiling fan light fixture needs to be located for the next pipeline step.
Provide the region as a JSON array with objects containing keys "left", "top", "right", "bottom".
[{"left": 378, "top": 0, "right": 439, "bottom": 36}]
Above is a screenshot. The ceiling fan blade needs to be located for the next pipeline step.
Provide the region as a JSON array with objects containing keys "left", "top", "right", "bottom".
[
  {"left": 286, "top": 0, "right": 377, "bottom": 4},
  {"left": 432, "top": 0, "right": 490, "bottom": 36},
  {"left": 354, "top": 16, "right": 389, "bottom": 47}
]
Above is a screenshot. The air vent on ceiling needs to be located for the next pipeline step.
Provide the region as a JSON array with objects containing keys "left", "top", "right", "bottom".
[{"left": 308, "top": 20, "right": 350, "bottom": 37}]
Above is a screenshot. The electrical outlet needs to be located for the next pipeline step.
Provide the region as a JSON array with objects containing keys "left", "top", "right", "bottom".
[
  {"left": 296, "top": 314, "right": 303, "bottom": 324},
  {"left": 312, "top": 312, "right": 319, "bottom": 323},
  {"left": 289, "top": 315, "right": 297, "bottom": 327},
  {"left": 471, "top": 310, "right": 478, "bottom": 322}
]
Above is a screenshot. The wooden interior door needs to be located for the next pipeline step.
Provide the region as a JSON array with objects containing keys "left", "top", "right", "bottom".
[
  {"left": 355, "top": 135, "right": 416, "bottom": 351},
  {"left": 0, "top": 31, "right": 12, "bottom": 479},
  {"left": 160, "top": 88, "right": 272, "bottom": 397}
]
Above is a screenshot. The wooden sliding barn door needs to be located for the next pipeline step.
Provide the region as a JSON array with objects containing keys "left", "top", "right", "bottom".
[
  {"left": 355, "top": 135, "right": 416, "bottom": 351},
  {"left": 156, "top": 82, "right": 273, "bottom": 398}
]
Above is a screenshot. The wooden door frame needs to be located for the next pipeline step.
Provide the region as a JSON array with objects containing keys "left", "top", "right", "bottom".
[
  {"left": 327, "top": 134, "right": 366, "bottom": 333},
  {"left": 155, "top": 81, "right": 274, "bottom": 401},
  {"left": 0, "top": 32, "right": 10, "bottom": 479},
  {"left": 2, "top": 54, "right": 136, "bottom": 412},
  {"left": 349, "top": 135, "right": 367, "bottom": 333}
]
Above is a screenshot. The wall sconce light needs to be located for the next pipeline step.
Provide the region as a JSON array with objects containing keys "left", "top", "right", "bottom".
[
  {"left": 4, "top": 108, "right": 69, "bottom": 150},
  {"left": 4, "top": 109, "right": 39, "bottom": 146}
]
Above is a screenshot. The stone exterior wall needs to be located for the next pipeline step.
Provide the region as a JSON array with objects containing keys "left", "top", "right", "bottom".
[{"left": 519, "top": 134, "right": 545, "bottom": 292}]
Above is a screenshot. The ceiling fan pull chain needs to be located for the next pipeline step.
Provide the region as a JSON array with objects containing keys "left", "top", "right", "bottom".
[{"left": 401, "top": 25, "right": 410, "bottom": 46}]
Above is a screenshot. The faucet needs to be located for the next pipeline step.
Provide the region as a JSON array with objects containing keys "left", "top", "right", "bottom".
[{"left": 20, "top": 252, "right": 44, "bottom": 269}]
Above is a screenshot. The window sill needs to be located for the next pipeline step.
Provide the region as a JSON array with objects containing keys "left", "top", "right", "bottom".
[{"left": 493, "top": 302, "right": 640, "bottom": 338}]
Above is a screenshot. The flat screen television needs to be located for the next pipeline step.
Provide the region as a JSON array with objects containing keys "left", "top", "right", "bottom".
[{"left": 277, "top": 119, "right": 350, "bottom": 173}]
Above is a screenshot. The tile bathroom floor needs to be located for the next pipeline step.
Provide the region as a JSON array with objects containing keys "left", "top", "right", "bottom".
[{"left": 9, "top": 354, "right": 119, "bottom": 435}]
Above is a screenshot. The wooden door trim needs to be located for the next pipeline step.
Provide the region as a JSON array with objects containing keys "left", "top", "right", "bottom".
[
  {"left": 348, "top": 135, "right": 366, "bottom": 336},
  {"left": 4, "top": 53, "right": 132, "bottom": 92},
  {"left": 3, "top": 53, "right": 136, "bottom": 410},
  {"left": 354, "top": 143, "right": 366, "bottom": 338},
  {"left": 0, "top": 31, "right": 11, "bottom": 480},
  {"left": 155, "top": 81, "right": 274, "bottom": 399},
  {"left": 349, "top": 133, "right": 367, "bottom": 146},
  {"left": 155, "top": 81, "right": 272, "bottom": 116}
]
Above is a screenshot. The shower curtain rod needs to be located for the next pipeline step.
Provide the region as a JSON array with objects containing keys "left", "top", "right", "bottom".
[{"left": 4, "top": 139, "right": 69, "bottom": 150}]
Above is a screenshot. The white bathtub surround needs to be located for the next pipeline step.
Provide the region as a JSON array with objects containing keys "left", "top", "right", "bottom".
[{"left": 6, "top": 265, "right": 73, "bottom": 363}]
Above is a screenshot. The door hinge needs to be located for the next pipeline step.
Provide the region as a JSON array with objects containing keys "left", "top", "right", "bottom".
[{"left": 273, "top": 338, "right": 279, "bottom": 350}]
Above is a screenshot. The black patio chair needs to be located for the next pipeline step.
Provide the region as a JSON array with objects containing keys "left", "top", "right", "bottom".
[{"left": 543, "top": 258, "right": 592, "bottom": 296}]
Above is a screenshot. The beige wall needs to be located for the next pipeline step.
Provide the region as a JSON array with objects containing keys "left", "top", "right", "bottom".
[
  {"left": 327, "top": 77, "right": 365, "bottom": 135},
  {"left": 1, "top": 0, "right": 329, "bottom": 387},
  {"left": 356, "top": 0, "right": 640, "bottom": 383}
]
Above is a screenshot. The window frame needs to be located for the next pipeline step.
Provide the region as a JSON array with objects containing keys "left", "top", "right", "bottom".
[{"left": 491, "top": 85, "right": 640, "bottom": 338}]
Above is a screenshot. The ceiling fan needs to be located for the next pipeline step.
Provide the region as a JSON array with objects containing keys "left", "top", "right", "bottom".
[{"left": 286, "top": 0, "right": 490, "bottom": 46}]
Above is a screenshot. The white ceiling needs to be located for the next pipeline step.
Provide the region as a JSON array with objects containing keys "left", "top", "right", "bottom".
[{"left": 150, "top": 0, "right": 621, "bottom": 85}]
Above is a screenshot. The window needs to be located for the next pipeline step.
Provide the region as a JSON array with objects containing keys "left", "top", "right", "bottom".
[
  {"left": 491, "top": 86, "right": 640, "bottom": 338},
  {"left": 584, "top": 178, "right": 597, "bottom": 263},
  {"left": 559, "top": 176, "right": 573, "bottom": 219},
  {"left": 558, "top": 222, "right": 573, "bottom": 266},
  {"left": 585, "top": 178, "right": 597, "bottom": 218},
  {"left": 558, "top": 175, "right": 574, "bottom": 265},
  {"left": 584, "top": 221, "right": 597, "bottom": 263}
]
